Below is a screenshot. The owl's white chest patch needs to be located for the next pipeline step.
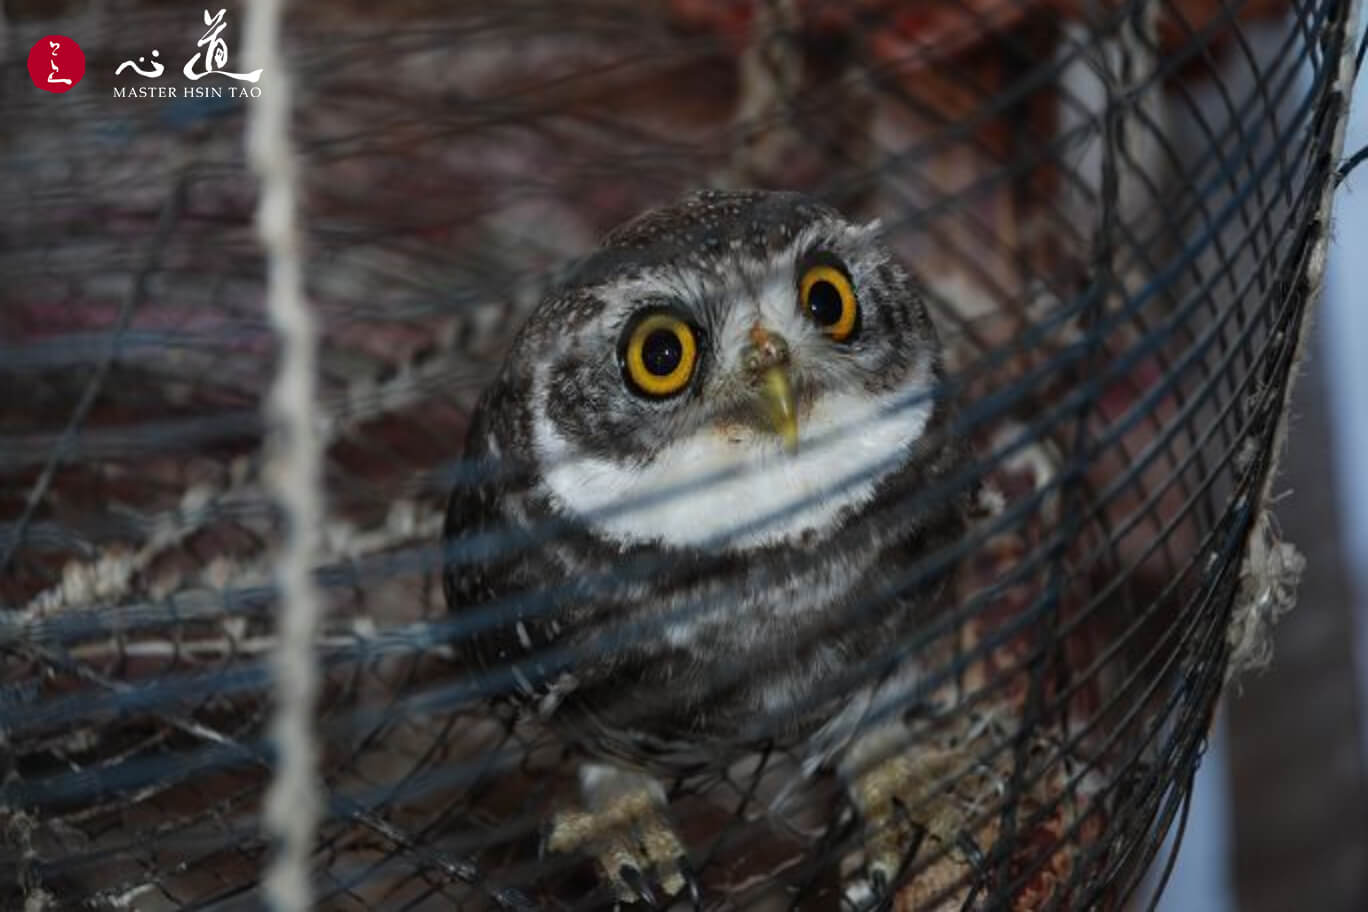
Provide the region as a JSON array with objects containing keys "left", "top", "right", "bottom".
[{"left": 532, "top": 382, "right": 934, "bottom": 551}]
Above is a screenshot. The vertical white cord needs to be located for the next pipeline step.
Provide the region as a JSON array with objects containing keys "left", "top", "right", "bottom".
[{"left": 244, "top": 1, "right": 324, "bottom": 909}]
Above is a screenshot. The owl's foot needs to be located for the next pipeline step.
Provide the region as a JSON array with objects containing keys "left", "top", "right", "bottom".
[
  {"left": 546, "top": 765, "right": 700, "bottom": 909},
  {"left": 839, "top": 744, "right": 981, "bottom": 911}
]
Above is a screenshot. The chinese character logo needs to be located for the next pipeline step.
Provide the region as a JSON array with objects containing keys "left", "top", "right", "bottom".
[
  {"left": 185, "top": 8, "right": 261, "bottom": 82},
  {"left": 27, "top": 35, "right": 86, "bottom": 94},
  {"left": 116, "top": 9, "right": 262, "bottom": 83}
]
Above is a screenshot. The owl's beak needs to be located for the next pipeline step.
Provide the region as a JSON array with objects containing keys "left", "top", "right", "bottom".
[
  {"left": 757, "top": 365, "right": 799, "bottom": 453},
  {"left": 743, "top": 326, "right": 799, "bottom": 454}
]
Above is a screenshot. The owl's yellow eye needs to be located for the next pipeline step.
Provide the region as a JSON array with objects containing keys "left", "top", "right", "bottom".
[
  {"left": 800, "top": 264, "right": 858, "bottom": 342},
  {"left": 621, "top": 310, "right": 699, "bottom": 398}
]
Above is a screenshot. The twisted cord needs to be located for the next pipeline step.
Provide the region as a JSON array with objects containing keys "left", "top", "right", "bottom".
[{"left": 243, "top": 1, "right": 326, "bottom": 909}]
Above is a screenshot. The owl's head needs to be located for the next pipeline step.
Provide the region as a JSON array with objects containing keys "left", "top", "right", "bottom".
[{"left": 491, "top": 190, "right": 947, "bottom": 552}]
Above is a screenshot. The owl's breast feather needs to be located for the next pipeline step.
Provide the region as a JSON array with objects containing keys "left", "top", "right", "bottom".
[{"left": 533, "top": 383, "right": 934, "bottom": 552}]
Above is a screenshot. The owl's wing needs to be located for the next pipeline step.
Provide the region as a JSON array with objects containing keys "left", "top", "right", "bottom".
[
  {"left": 442, "top": 402, "right": 497, "bottom": 610},
  {"left": 442, "top": 400, "right": 518, "bottom": 682},
  {"left": 441, "top": 392, "right": 562, "bottom": 704}
]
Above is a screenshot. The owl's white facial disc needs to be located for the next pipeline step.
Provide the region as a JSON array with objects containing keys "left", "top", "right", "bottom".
[{"left": 533, "top": 370, "right": 934, "bottom": 550}]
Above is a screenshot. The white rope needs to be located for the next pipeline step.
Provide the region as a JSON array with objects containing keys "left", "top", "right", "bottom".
[{"left": 243, "top": 1, "right": 324, "bottom": 909}]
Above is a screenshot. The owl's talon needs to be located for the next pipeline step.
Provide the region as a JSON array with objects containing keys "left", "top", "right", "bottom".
[
  {"left": 677, "top": 856, "right": 702, "bottom": 911},
  {"left": 840, "top": 737, "right": 974, "bottom": 908},
  {"left": 546, "top": 765, "right": 693, "bottom": 907},
  {"left": 840, "top": 865, "right": 893, "bottom": 912},
  {"left": 618, "top": 864, "right": 658, "bottom": 908},
  {"left": 956, "top": 832, "right": 986, "bottom": 870}
]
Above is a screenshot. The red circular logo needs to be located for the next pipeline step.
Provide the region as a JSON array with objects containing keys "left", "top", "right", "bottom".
[{"left": 27, "top": 35, "right": 85, "bottom": 93}]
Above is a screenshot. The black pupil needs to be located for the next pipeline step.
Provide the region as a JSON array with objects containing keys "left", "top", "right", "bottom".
[
  {"left": 641, "top": 328, "right": 683, "bottom": 376},
  {"left": 808, "top": 280, "right": 844, "bottom": 326}
]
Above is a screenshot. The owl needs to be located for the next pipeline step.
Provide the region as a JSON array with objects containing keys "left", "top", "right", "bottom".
[{"left": 444, "top": 190, "right": 972, "bottom": 908}]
